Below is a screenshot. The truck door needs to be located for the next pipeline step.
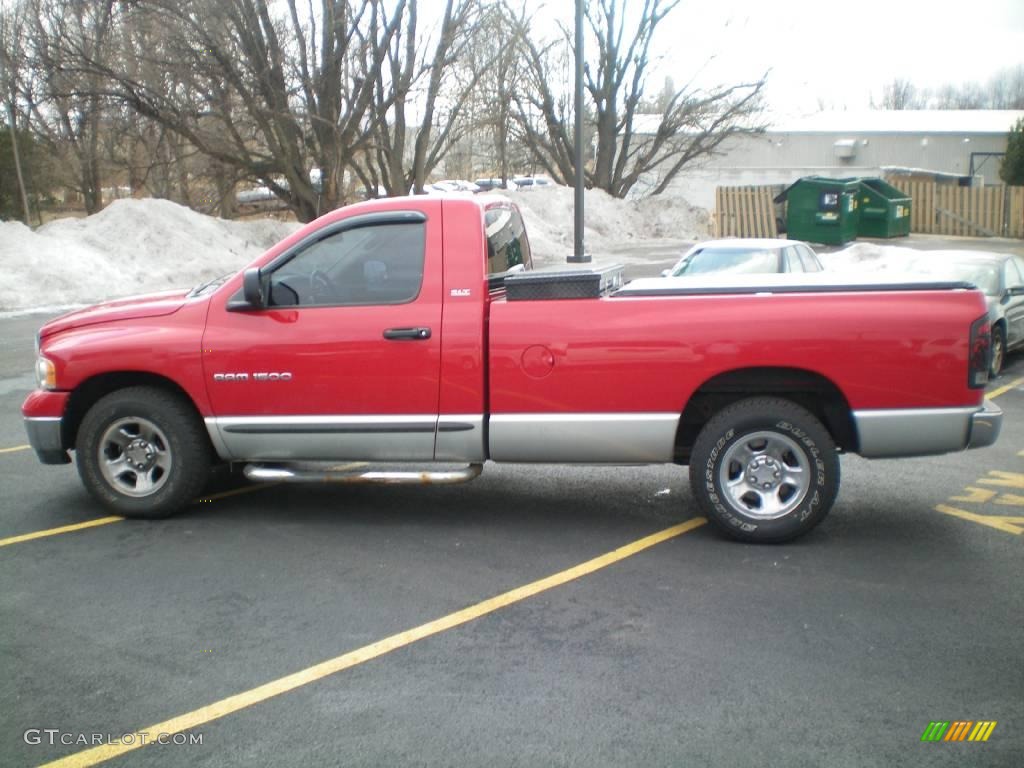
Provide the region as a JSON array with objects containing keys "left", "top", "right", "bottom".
[{"left": 201, "top": 211, "right": 443, "bottom": 462}]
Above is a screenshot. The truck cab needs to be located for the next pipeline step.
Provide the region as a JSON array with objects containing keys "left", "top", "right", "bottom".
[{"left": 23, "top": 196, "right": 1002, "bottom": 543}]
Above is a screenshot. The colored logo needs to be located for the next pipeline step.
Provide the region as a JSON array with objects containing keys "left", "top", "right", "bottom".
[{"left": 921, "top": 721, "right": 997, "bottom": 742}]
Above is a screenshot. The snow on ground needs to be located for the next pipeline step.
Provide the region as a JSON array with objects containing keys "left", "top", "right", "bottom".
[
  {"left": 0, "top": 199, "right": 300, "bottom": 313},
  {"left": 4, "top": 190, "right": 1011, "bottom": 315},
  {"left": 1, "top": 189, "right": 710, "bottom": 312},
  {"left": 498, "top": 186, "right": 710, "bottom": 266},
  {"left": 820, "top": 242, "right": 1008, "bottom": 276}
]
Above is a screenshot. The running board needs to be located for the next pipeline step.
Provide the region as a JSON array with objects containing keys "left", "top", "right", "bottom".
[{"left": 243, "top": 462, "right": 483, "bottom": 485}]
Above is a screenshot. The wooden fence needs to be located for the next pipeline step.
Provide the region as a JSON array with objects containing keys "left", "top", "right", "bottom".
[
  {"left": 888, "top": 178, "right": 1024, "bottom": 238},
  {"left": 714, "top": 186, "right": 778, "bottom": 238},
  {"left": 1010, "top": 187, "right": 1024, "bottom": 239},
  {"left": 714, "top": 180, "right": 1024, "bottom": 240}
]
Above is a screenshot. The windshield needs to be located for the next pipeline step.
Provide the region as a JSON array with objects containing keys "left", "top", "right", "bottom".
[{"left": 676, "top": 248, "right": 778, "bottom": 275}]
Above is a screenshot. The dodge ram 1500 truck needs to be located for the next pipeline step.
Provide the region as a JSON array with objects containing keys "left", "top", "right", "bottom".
[{"left": 23, "top": 196, "right": 1003, "bottom": 542}]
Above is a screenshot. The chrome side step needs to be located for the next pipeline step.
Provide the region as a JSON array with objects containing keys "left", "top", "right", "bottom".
[{"left": 243, "top": 462, "right": 483, "bottom": 485}]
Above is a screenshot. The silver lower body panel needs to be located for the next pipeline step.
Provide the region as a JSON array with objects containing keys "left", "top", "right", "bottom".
[
  {"left": 853, "top": 403, "right": 1002, "bottom": 458},
  {"left": 205, "top": 414, "right": 486, "bottom": 463},
  {"left": 487, "top": 413, "right": 679, "bottom": 463}
]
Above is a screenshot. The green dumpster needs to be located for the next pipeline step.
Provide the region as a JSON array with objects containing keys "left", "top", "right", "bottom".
[
  {"left": 857, "top": 178, "right": 911, "bottom": 238},
  {"left": 776, "top": 177, "right": 861, "bottom": 245}
]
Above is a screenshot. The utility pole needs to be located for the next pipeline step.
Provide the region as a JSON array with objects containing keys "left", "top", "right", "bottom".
[{"left": 567, "top": 0, "right": 590, "bottom": 263}]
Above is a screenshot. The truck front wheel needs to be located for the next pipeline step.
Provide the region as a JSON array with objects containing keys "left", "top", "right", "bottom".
[
  {"left": 76, "top": 387, "right": 212, "bottom": 518},
  {"left": 689, "top": 397, "right": 839, "bottom": 543}
]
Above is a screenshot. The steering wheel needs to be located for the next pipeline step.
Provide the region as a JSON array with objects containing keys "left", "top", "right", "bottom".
[{"left": 310, "top": 269, "right": 333, "bottom": 304}]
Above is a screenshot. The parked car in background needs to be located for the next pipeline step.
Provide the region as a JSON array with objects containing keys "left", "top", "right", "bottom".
[
  {"left": 661, "top": 238, "right": 824, "bottom": 277},
  {"left": 475, "top": 177, "right": 509, "bottom": 191},
  {"left": 510, "top": 175, "right": 555, "bottom": 191},
  {"left": 898, "top": 252, "right": 1024, "bottom": 376},
  {"left": 419, "top": 180, "right": 481, "bottom": 195}
]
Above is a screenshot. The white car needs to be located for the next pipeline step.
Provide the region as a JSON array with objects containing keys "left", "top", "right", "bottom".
[{"left": 661, "top": 238, "right": 824, "bottom": 277}]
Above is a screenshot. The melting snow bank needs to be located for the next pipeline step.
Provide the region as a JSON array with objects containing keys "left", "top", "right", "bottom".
[
  {"left": 487, "top": 186, "right": 710, "bottom": 266},
  {"left": 0, "top": 199, "right": 300, "bottom": 313},
  {"left": 820, "top": 242, "right": 1015, "bottom": 276}
]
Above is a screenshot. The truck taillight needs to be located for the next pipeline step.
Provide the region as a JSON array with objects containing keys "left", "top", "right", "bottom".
[{"left": 968, "top": 314, "right": 991, "bottom": 389}]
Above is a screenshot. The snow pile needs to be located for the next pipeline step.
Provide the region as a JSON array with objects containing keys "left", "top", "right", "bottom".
[
  {"left": 820, "top": 243, "right": 1006, "bottom": 275},
  {"left": 820, "top": 243, "right": 925, "bottom": 273},
  {"left": 0, "top": 199, "right": 300, "bottom": 313},
  {"left": 490, "top": 186, "right": 710, "bottom": 266}
]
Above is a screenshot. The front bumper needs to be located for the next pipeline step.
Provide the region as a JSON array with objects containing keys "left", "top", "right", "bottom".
[
  {"left": 22, "top": 390, "right": 71, "bottom": 465},
  {"left": 24, "top": 417, "right": 70, "bottom": 464}
]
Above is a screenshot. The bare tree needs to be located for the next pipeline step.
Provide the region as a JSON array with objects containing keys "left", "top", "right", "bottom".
[
  {"left": 989, "top": 65, "right": 1024, "bottom": 109},
  {"left": 876, "top": 78, "right": 925, "bottom": 110},
  {"left": 15, "top": 0, "right": 117, "bottom": 214},
  {"left": 63, "top": 0, "right": 405, "bottom": 222},
  {"left": 875, "top": 66, "right": 1024, "bottom": 111},
  {"left": 0, "top": 1, "right": 33, "bottom": 222},
  {"left": 349, "top": 0, "right": 486, "bottom": 197},
  {"left": 506, "top": 0, "right": 766, "bottom": 198}
]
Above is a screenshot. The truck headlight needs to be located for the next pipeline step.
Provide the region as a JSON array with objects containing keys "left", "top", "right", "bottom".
[{"left": 35, "top": 357, "right": 56, "bottom": 390}]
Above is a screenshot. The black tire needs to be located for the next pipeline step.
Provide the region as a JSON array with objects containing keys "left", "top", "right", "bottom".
[
  {"left": 689, "top": 397, "right": 840, "bottom": 543},
  {"left": 990, "top": 325, "right": 1006, "bottom": 378},
  {"left": 76, "top": 386, "right": 212, "bottom": 518}
]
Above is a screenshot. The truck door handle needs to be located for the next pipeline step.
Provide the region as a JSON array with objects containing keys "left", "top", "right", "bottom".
[{"left": 383, "top": 327, "right": 432, "bottom": 341}]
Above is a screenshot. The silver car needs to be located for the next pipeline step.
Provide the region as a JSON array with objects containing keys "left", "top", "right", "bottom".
[
  {"left": 903, "top": 252, "right": 1024, "bottom": 376},
  {"left": 662, "top": 238, "right": 824, "bottom": 277}
]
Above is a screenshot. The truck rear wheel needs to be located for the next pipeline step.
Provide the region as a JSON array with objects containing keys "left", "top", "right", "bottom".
[
  {"left": 76, "top": 387, "right": 211, "bottom": 518},
  {"left": 689, "top": 397, "right": 839, "bottom": 543}
]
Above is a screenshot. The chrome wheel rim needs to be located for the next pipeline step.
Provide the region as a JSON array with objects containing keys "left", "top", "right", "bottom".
[
  {"left": 98, "top": 417, "right": 172, "bottom": 497},
  {"left": 719, "top": 431, "right": 810, "bottom": 520},
  {"left": 992, "top": 336, "right": 1004, "bottom": 375}
]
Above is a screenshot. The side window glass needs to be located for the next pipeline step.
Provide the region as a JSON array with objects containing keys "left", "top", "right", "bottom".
[
  {"left": 783, "top": 247, "right": 802, "bottom": 272},
  {"left": 268, "top": 222, "right": 425, "bottom": 307},
  {"left": 1004, "top": 259, "right": 1024, "bottom": 290},
  {"left": 486, "top": 205, "right": 533, "bottom": 278},
  {"left": 798, "top": 245, "right": 821, "bottom": 272}
]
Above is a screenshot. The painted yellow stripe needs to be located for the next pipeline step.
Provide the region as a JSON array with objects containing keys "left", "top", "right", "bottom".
[
  {"left": 0, "top": 444, "right": 30, "bottom": 454},
  {"left": 0, "top": 516, "right": 124, "bottom": 548},
  {"left": 42, "top": 517, "right": 707, "bottom": 768},
  {"left": 2, "top": 484, "right": 275, "bottom": 548},
  {"left": 934, "top": 504, "right": 1024, "bottom": 535},
  {"left": 980, "top": 721, "right": 997, "bottom": 741},
  {"left": 986, "top": 375, "right": 1024, "bottom": 400}
]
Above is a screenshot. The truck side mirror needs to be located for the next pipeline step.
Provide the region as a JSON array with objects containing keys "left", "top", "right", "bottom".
[{"left": 242, "top": 267, "right": 265, "bottom": 308}]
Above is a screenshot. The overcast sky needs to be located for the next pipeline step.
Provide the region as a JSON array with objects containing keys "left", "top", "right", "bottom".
[{"left": 535, "top": 0, "right": 1024, "bottom": 112}]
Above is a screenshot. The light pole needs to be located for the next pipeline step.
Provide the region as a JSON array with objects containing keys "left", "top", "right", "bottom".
[{"left": 567, "top": 0, "right": 591, "bottom": 263}]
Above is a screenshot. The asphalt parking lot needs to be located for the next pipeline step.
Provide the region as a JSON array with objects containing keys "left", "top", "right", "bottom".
[{"left": 2, "top": 310, "right": 1023, "bottom": 767}]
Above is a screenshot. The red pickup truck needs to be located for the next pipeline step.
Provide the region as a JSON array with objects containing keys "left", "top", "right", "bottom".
[{"left": 23, "top": 196, "right": 1002, "bottom": 542}]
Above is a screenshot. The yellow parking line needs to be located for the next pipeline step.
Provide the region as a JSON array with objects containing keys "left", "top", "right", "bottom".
[
  {"left": 2, "top": 484, "right": 276, "bottom": 548},
  {"left": 934, "top": 504, "right": 1024, "bottom": 535},
  {"left": 0, "top": 444, "right": 30, "bottom": 454},
  {"left": 0, "top": 516, "right": 124, "bottom": 548},
  {"left": 986, "top": 375, "right": 1024, "bottom": 401},
  {"left": 43, "top": 517, "right": 708, "bottom": 768}
]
